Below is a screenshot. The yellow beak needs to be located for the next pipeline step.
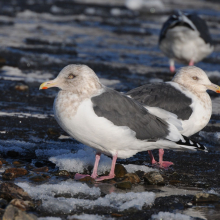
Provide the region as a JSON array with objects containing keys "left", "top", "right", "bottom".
[
  {"left": 39, "top": 80, "right": 58, "bottom": 90},
  {"left": 206, "top": 83, "right": 220, "bottom": 93}
]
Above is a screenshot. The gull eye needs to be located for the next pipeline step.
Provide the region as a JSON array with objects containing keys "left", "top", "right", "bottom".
[
  {"left": 68, "top": 74, "right": 75, "bottom": 79},
  {"left": 192, "top": 76, "right": 199, "bottom": 80}
]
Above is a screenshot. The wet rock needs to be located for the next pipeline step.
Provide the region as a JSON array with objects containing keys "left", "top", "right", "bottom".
[
  {"left": 0, "top": 183, "right": 31, "bottom": 201},
  {"left": 79, "top": 176, "right": 95, "bottom": 183},
  {"left": 111, "top": 213, "right": 123, "bottom": 217},
  {"left": 13, "top": 161, "right": 25, "bottom": 167},
  {"left": 14, "top": 84, "right": 29, "bottom": 92},
  {"left": 26, "top": 164, "right": 34, "bottom": 170},
  {"left": 0, "top": 161, "right": 2, "bottom": 168},
  {"left": 2, "top": 204, "right": 37, "bottom": 220},
  {"left": 115, "top": 181, "right": 132, "bottom": 189},
  {"left": 124, "top": 173, "right": 141, "bottom": 184},
  {"left": 0, "top": 159, "right": 8, "bottom": 165},
  {"left": 10, "top": 199, "right": 35, "bottom": 211},
  {"left": 169, "top": 180, "right": 182, "bottom": 185},
  {"left": 55, "top": 170, "right": 70, "bottom": 176},
  {"left": 47, "top": 128, "right": 60, "bottom": 136},
  {"left": 0, "top": 198, "right": 8, "bottom": 208},
  {"left": 29, "top": 175, "right": 47, "bottom": 182},
  {"left": 143, "top": 172, "right": 165, "bottom": 185},
  {"left": 114, "top": 164, "right": 127, "bottom": 178},
  {"left": 193, "top": 193, "right": 220, "bottom": 203},
  {"left": 32, "top": 166, "right": 49, "bottom": 172},
  {"left": 0, "top": 192, "right": 17, "bottom": 202},
  {"left": 3, "top": 168, "right": 28, "bottom": 180}
]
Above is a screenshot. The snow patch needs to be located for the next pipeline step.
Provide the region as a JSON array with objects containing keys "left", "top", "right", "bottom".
[
  {"left": 123, "top": 164, "right": 157, "bottom": 173},
  {"left": 68, "top": 214, "right": 114, "bottom": 220},
  {"left": 39, "top": 217, "right": 62, "bottom": 220},
  {"left": 125, "top": 0, "right": 164, "bottom": 11},
  {"left": 151, "top": 212, "right": 191, "bottom": 220}
]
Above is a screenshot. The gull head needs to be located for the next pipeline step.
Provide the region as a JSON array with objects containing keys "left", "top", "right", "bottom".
[
  {"left": 39, "top": 64, "right": 102, "bottom": 94},
  {"left": 172, "top": 66, "right": 220, "bottom": 93}
]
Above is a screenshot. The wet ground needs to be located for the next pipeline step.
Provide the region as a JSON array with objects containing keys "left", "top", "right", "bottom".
[{"left": 0, "top": 0, "right": 220, "bottom": 219}]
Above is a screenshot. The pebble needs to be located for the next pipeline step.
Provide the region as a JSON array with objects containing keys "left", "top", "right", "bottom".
[
  {"left": 10, "top": 199, "right": 35, "bottom": 211},
  {"left": 2, "top": 204, "right": 37, "bottom": 220},
  {"left": 29, "top": 175, "right": 47, "bottom": 182},
  {"left": 47, "top": 128, "right": 60, "bottom": 136},
  {"left": 32, "top": 166, "right": 49, "bottom": 172},
  {"left": 124, "top": 173, "right": 141, "bottom": 184},
  {"left": 78, "top": 176, "right": 95, "bottom": 183},
  {"left": 55, "top": 170, "right": 70, "bottom": 176},
  {"left": 143, "top": 171, "right": 165, "bottom": 185},
  {"left": 115, "top": 181, "right": 132, "bottom": 189},
  {"left": 193, "top": 193, "right": 220, "bottom": 203},
  {"left": 14, "top": 84, "right": 29, "bottom": 92},
  {"left": 2, "top": 168, "right": 28, "bottom": 180},
  {"left": 114, "top": 164, "right": 127, "bottom": 178},
  {"left": 0, "top": 161, "right": 2, "bottom": 168},
  {"left": 13, "top": 161, "right": 25, "bottom": 167}
]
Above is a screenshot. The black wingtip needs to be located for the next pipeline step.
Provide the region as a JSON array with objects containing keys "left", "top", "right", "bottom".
[{"left": 176, "top": 135, "right": 208, "bottom": 152}]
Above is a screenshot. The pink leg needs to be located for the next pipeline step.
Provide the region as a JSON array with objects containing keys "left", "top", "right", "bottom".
[
  {"left": 189, "top": 60, "right": 194, "bottom": 66},
  {"left": 169, "top": 59, "right": 175, "bottom": 73},
  {"left": 148, "top": 150, "right": 157, "bottom": 165},
  {"left": 74, "top": 152, "right": 101, "bottom": 180},
  {"left": 95, "top": 153, "right": 117, "bottom": 181},
  {"left": 158, "top": 149, "right": 174, "bottom": 168}
]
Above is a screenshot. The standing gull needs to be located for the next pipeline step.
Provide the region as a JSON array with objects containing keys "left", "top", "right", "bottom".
[
  {"left": 127, "top": 66, "right": 220, "bottom": 168},
  {"left": 159, "top": 10, "right": 214, "bottom": 72},
  {"left": 40, "top": 64, "right": 207, "bottom": 181}
]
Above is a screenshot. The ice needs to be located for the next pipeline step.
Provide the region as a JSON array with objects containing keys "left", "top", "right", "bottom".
[
  {"left": 68, "top": 214, "right": 114, "bottom": 220},
  {"left": 17, "top": 180, "right": 155, "bottom": 214},
  {"left": 125, "top": 0, "right": 164, "bottom": 11},
  {"left": 199, "top": 131, "right": 220, "bottom": 145},
  {"left": 39, "top": 217, "right": 62, "bottom": 220},
  {"left": 49, "top": 146, "right": 112, "bottom": 174},
  {"left": 123, "top": 164, "right": 158, "bottom": 173},
  {"left": 151, "top": 212, "right": 191, "bottom": 220}
]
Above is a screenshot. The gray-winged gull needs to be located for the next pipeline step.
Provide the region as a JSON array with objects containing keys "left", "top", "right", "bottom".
[
  {"left": 159, "top": 10, "right": 214, "bottom": 72},
  {"left": 127, "top": 66, "right": 219, "bottom": 168},
  {"left": 40, "top": 64, "right": 207, "bottom": 181}
]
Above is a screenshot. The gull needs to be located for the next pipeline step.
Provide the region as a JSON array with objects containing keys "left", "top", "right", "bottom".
[
  {"left": 159, "top": 10, "right": 214, "bottom": 72},
  {"left": 127, "top": 66, "right": 219, "bottom": 168},
  {"left": 40, "top": 64, "right": 207, "bottom": 181}
]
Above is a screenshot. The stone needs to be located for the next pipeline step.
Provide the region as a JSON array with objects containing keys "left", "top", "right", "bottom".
[
  {"left": 32, "top": 166, "right": 49, "bottom": 172},
  {"left": 0, "top": 183, "right": 31, "bottom": 201},
  {"left": 55, "top": 170, "right": 70, "bottom": 176},
  {"left": 13, "top": 161, "right": 25, "bottom": 167},
  {"left": 124, "top": 173, "right": 141, "bottom": 184},
  {"left": 47, "top": 128, "right": 60, "bottom": 136},
  {"left": 114, "top": 164, "right": 127, "bottom": 178},
  {"left": 14, "top": 84, "right": 29, "bottom": 92},
  {"left": 143, "top": 171, "right": 165, "bottom": 185},
  {"left": 193, "top": 193, "right": 220, "bottom": 203},
  {"left": 3, "top": 168, "right": 28, "bottom": 180},
  {"left": 0, "top": 159, "right": 8, "bottom": 165},
  {"left": 0, "top": 161, "right": 2, "bottom": 168},
  {"left": 29, "top": 175, "right": 47, "bottom": 182},
  {"left": 78, "top": 176, "right": 95, "bottom": 183},
  {"left": 2, "top": 205, "right": 37, "bottom": 220},
  {"left": 10, "top": 199, "right": 35, "bottom": 211},
  {"left": 115, "top": 181, "right": 132, "bottom": 189}
]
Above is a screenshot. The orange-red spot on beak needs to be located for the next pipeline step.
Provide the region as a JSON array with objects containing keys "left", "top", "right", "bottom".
[{"left": 42, "top": 87, "right": 48, "bottom": 90}]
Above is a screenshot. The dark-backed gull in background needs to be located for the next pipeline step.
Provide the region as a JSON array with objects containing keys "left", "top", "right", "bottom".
[
  {"left": 127, "top": 66, "right": 220, "bottom": 168},
  {"left": 159, "top": 10, "right": 214, "bottom": 72},
  {"left": 40, "top": 64, "right": 207, "bottom": 181}
]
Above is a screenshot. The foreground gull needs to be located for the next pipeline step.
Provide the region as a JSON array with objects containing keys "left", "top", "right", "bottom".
[
  {"left": 159, "top": 10, "right": 214, "bottom": 72},
  {"left": 127, "top": 66, "right": 220, "bottom": 168},
  {"left": 40, "top": 64, "right": 207, "bottom": 181}
]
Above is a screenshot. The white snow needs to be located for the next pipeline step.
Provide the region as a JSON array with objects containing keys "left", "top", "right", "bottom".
[
  {"left": 17, "top": 180, "right": 155, "bottom": 214},
  {"left": 151, "top": 212, "right": 192, "bottom": 220},
  {"left": 206, "top": 70, "right": 220, "bottom": 78},
  {"left": 68, "top": 214, "right": 114, "bottom": 220},
  {"left": 39, "top": 218, "right": 62, "bottom": 220},
  {"left": 49, "top": 146, "right": 112, "bottom": 175},
  {"left": 123, "top": 164, "right": 157, "bottom": 173},
  {"left": 125, "top": 0, "right": 164, "bottom": 11}
]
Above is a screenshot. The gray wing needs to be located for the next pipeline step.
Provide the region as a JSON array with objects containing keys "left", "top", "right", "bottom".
[
  {"left": 126, "top": 82, "right": 193, "bottom": 121},
  {"left": 91, "top": 88, "right": 169, "bottom": 141}
]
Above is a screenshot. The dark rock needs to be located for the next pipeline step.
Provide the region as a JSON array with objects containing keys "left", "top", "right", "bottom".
[
  {"left": 0, "top": 192, "right": 17, "bottom": 203},
  {"left": 32, "top": 166, "right": 49, "bottom": 172},
  {"left": 193, "top": 193, "right": 220, "bottom": 203},
  {"left": 2, "top": 205, "right": 37, "bottom": 220},
  {"left": 13, "top": 161, "right": 25, "bottom": 167},
  {"left": 6, "top": 151, "right": 20, "bottom": 158},
  {"left": 114, "top": 164, "right": 127, "bottom": 178},
  {"left": 3, "top": 168, "right": 28, "bottom": 180},
  {"left": 0, "top": 183, "right": 31, "bottom": 201},
  {"left": 143, "top": 172, "right": 165, "bottom": 185},
  {"left": 0, "top": 198, "right": 8, "bottom": 209},
  {"left": 124, "top": 173, "right": 141, "bottom": 184},
  {"left": 29, "top": 175, "right": 47, "bottom": 182},
  {"left": 115, "top": 181, "right": 132, "bottom": 189}
]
